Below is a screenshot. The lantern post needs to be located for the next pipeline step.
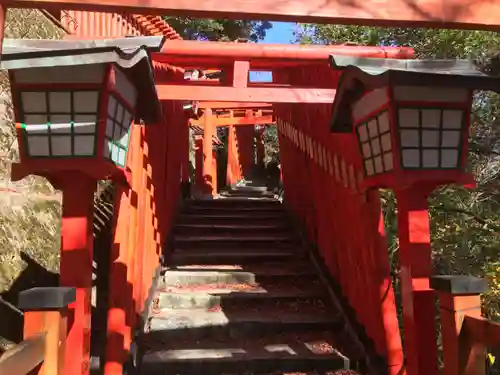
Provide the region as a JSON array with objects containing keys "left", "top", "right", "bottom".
[
  {"left": 4, "top": 37, "right": 163, "bottom": 375},
  {"left": 329, "top": 56, "right": 500, "bottom": 375}
]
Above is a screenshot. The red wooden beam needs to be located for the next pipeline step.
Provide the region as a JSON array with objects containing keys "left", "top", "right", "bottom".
[
  {"left": 199, "top": 102, "right": 272, "bottom": 109},
  {"left": 157, "top": 85, "right": 335, "bottom": 103},
  {"left": 152, "top": 41, "right": 414, "bottom": 68},
  {"left": 4, "top": 0, "right": 500, "bottom": 30},
  {"left": 190, "top": 116, "right": 274, "bottom": 127}
]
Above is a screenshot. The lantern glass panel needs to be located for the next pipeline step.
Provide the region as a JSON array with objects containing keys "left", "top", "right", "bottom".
[
  {"left": 397, "top": 107, "right": 464, "bottom": 169},
  {"left": 20, "top": 90, "right": 100, "bottom": 157},
  {"left": 356, "top": 110, "right": 394, "bottom": 177},
  {"left": 103, "top": 95, "right": 133, "bottom": 168}
]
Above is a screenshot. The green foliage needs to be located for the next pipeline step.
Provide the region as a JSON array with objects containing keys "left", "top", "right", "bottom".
[{"left": 163, "top": 17, "right": 272, "bottom": 41}]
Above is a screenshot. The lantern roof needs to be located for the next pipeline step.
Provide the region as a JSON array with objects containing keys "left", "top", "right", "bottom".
[
  {"left": 1, "top": 36, "right": 165, "bottom": 123},
  {"left": 328, "top": 55, "right": 500, "bottom": 133}
]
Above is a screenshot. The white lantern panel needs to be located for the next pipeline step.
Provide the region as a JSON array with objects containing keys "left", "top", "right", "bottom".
[
  {"left": 422, "top": 149, "right": 439, "bottom": 168},
  {"left": 383, "top": 152, "right": 394, "bottom": 171},
  {"left": 49, "top": 92, "right": 71, "bottom": 113},
  {"left": 111, "top": 144, "right": 119, "bottom": 162},
  {"left": 362, "top": 143, "right": 371, "bottom": 158},
  {"left": 122, "top": 110, "right": 133, "bottom": 128},
  {"left": 22, "top": 92, "right": 47, "bottom": 113},
  {"left": 398, "top": 109, "right": 419, "bottom": 128},
  {"left": 103, "top": 141, "right": 112, "bottom": 158},
  {"left": 25, "top": 124, "right": 48, "bottom": 135},
  {"left": 50, "top": 114, "right": 72, "bottom": 125},
  {"left": 106, "top": 118, "right": 114, "bottom": 138},
  {"left": 441, "top": 130, "right": 461, "bottom": 147},
  {"left": 380, "top": 133, "right": 392, "bottom": 152},
  {"left": 367, "top": 119, "right": 378, "bottom": 138},
  {"left": 74, "top": 91, "right": 99, "bottom": 113},
  {"left": 421, "top": 109, "right": 441, "bottom": 129},
  {"left": 50, "top": 123, "right": 72, "bottom": 134},
  {"left": 422, "top": 130, "right": 439, "bottom": 147},
  {"left": 116, "top": 105, "right": 125, "bottom": 124},
  {"left": 358, "top": 125, "right": 368, "bottom": 142},
  {"left": 108, "top": 96, "right": 117, "bottom": 118},
  {"left": 113, "top": 124, "right": 122, "bottom": 140},
  {"left": 114, "top": 67, "right": 138, "bottom": 108},
  {"left": 364, "top": 159, "right": 375, "bottom": 176},
  {"left": 402, "top": 149, "right": 420, "bottom": 168},
  {"left": 378, "top": 111, "right": 390, "bottom": 133},
  {"left": 441, "top": 149, "right": 459, "bottom": 168},
  {"left": 74, "top": 114, "right": 97, "bottom": 124},
  {"left": 442, "top": 110, "right": 463, "bottom": 129},
  {"left": 374, "top": 156, "right": 383, "bottom": 174},
  {"left": 74, "top": 135, "right": 95, "bottom": 156},
  {"left": 370, "top": 138, "right": 381, "bottom": 156},
  {"left": 119, "top": 131, "right": 129, "bottom": 148},
  {"left": 74, "top": 122, "right": 96, "bottom": 134},
  {"left": 117, "top": 148, "right": 127, "bottom": 166},
  {"left": 24, "top": 114, "right": 48, "bottom": 125},
  {"left": 27, "top": 136, "right": 49, "bottom": 156},
  {"left": 51, "top": 136, "right": 72, "bottom": 156},
  {"left": 400, "top": 129, "right": 419, "bottom": 147}
]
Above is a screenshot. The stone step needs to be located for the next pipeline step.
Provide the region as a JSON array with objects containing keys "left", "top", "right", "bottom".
[
  {"left": 146, "top": 309, "right": 343, "bottom": 341},
  {"left": 156, "top": 289, "right": 326, "bottom": 309},
  {"left": 140, "top": 340, "right": 350, "bottom": 375},
  {"left": 174, "top": 234, "right": 297, "bottom": 244},
  {"left": 163, "top": 263, "right": 317, "bottom": 275},
  {"left": 160, "top": 268, "right": 317, "bottom": 286},
  {"left": 184, "top": 205, "right": 283, "bottom": 212},
  {"left": 173, "top": 223, "right": 291, "bottom": 235},
  {"left": 169, "top": 250, "right": 297, "bottom": 266},
  {"left": 177, "top": 214, "right": 287, "bottom": 226},
  {"left": 191, "top": 198, "right": 281, "bottom": 207}
]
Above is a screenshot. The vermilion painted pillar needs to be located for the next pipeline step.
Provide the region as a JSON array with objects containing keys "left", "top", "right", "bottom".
[
  {"left": 194, "top": 135, "right": 204, "bottom": 191},
  {"left": 235, "top": 125, "right": 254, "bottom": 179},
  {"left": 202, "top": 108, "right": 214, "bottom": 196},
  {"left": 58, "top": 172, "right": 96, "bottom": 375},
  {"left": 226, "top": 125, "right": 240, "bottom": 186},
  {"left": 212, "top": 149, "right": 218, "bottom": 195},
  {"left": 105, "top": 185, "right": 131, "bottom": 375},
  {"left": 374, "top": 206, "right": 405, "bottom": 375},
  {"left": 396, "top": 188, "right": 438, "bottom": 375},
  {"left": 181, "top": 117, "right": 191, "bottom": 184}
]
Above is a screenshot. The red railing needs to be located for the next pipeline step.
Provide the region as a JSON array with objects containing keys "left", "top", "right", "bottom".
[{"left": 104, "top": 99, "right": 185, "bottom": 374}]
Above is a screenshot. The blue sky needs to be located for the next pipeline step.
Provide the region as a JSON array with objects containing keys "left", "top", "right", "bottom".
[
  {"left": 262, "top": 22, "right": 295, "bottom": 44},
  {"left": 249, "top": 22, "right": 295, "bottom": 82}
]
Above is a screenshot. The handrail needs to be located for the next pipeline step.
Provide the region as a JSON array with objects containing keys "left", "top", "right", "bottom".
[
  {"left": 463, "top": 316, "right": 500, "bottom": 348},
  {"left": 0, "top": 287, "right": 75, "bottom": 375},
  {"left": 0, "top": 334, "right": 46, "bottom": 375},
  {"left": 431, "top": 275, "right": 500, "bottom": 375}
]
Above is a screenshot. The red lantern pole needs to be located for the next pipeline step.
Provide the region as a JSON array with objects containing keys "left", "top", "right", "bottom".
[
  {"left": 58, "top": 172, "right": 96, "bottom": 375},
  {"left": 396, "top": 187, "right": 438, "bottom": 375}
]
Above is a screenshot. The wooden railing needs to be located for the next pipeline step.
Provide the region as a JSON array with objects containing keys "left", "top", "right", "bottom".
[
  {"left": 431, "top": 275, "right": 500, "bottom": 375},
  {"left": 0, "top": 287, "right": 75, "bottom": 375}
]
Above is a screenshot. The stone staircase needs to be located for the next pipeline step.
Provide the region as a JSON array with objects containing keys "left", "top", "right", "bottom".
[{"left": 138, "top": 192, "right": 361, "bottom": 375}]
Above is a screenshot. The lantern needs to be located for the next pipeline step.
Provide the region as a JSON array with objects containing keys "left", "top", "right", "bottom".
[
  {"left": 3, "top": 37, "right": 163, "bottom": 184},
  {"left": 329, "top": 55, "right": 500, "bottom": 189}
]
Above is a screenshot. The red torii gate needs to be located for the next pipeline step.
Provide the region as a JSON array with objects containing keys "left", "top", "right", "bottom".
[{"left": 1, "top": 2, "right": 500, "bottom": 375}]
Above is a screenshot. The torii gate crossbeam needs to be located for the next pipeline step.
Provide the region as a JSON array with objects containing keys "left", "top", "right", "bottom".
[{"left": 2, "top": 0, "right": 500, "bottom": 31}]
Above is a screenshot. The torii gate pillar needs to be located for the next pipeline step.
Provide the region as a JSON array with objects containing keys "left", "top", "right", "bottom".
[{"left": 235, "top": 124, "right": 255, "bottom": 180}]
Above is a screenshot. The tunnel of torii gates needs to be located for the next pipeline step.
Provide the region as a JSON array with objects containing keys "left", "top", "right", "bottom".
[{"left": 1, "top": 1, "right": 500, "bottom": 375}]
